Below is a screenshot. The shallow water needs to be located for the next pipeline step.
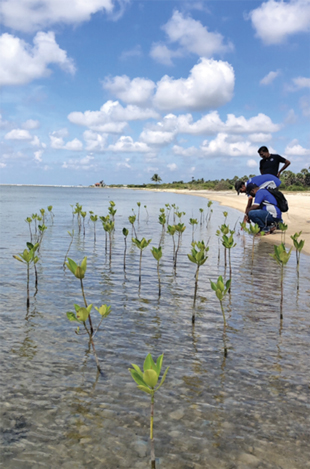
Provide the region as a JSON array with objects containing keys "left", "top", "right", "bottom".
[{"left": 0, "top": 185, "right": 309, "bottom": 469}]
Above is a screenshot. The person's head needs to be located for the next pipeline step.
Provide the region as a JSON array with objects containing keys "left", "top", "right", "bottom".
[
  {"left": 246, "top": 183, "right": 259, "bottom": 197},
  {"left": 258, "top": 146, "right": 270, "bottom": 159},
  {"left": 235, "top": 180, "right": 246, "bottom": 194}
]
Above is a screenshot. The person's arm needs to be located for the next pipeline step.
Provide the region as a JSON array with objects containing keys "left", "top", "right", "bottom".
[
  {"left": 242, "top": 197, "right": 253, "bottom": 224},
  {"left": 259, "top": 160, "right": 263, "bottom": 175},
  {"left": 246, "top": 204, "right": 260, "bottom": 215},
  {"left": 277, "top": 159, "right": 290, "bottom": 178}
]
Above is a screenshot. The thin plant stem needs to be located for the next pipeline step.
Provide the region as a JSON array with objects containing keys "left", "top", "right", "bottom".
[
  {"left": 123, "top": 237, "right": 127, "bottom": 271},
  {"left": 280, "top": 264, "right": 283, "bottom": 320},
  {"left": 220, "top": 300, "right": 227, "bottom": 327},
  {"left": 139, "top": 250, "right": 142, "bottom": 284},
  {"left": 157, "top": 262, "right": 161, "bottom": 297},
  {"left": 83, "top": 322, "right": 101, "bottom": 373},
  {"left": 80, "top": 278, "right": 94, "bottom": 335},
  {"left": 296, "top": 251, "right": 300, "bottom": 291},
  {"left": 27, "top": 263, "right": 30, "bottom": 308},
  {"left": 150, "top": 393, "right": 155, "bottom": 468}
]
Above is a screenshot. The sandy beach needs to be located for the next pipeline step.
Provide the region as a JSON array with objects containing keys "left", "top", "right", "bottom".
[{"left": 147, "top": 188, "right": 310, "bottom": 255}]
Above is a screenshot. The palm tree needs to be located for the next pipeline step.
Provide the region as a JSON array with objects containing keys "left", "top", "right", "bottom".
[{"left": 151, "top": 174, "right": 162, "bottom": 184}]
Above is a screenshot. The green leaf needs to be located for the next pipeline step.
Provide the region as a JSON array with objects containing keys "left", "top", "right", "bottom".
[
  {"left": 156, "top": 354, "right": 163, "bottom": 375},
  {"left": 137, "top": 385, "right": 153, "bottom": 395},
  {"left": 156, "top": 366, "right": 170, "bottom": 392},
  {"left": 131, "top": 364, "right": 143, "bottom": 378},
  {"left": 143, "top": 353, "right": 156, "bottom": 372},
  {"left": 76, "top": 307, "right": 90, "bottom": 322},
  {"left": 129, "top": 369, "right": 147, "bottom": 387},
  {"left": 80, "top": 257, "right": 87, "bottom": 273},
  {"left": 143, "top": 369, "right": 159, "bottom": 388},
  {"left": 66, "top": 312, "right": 79, "bottom": 322},
  {"left": 66, "top": 258, "right": 77, "bottom": 275},
  {"left": 74, "top": 303, "right": 81, "bottom": 312},
  {"left": 13, "top": 255, "right": 24, "bottom": 263},
  {"left": 210, "top": 281, "right": 217, "bottom": 291}
]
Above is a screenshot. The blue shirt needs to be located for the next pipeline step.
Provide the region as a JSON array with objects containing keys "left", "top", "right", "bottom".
[
  {"left": 253, "top": 188, "right": 282, "bottom": 219},
  {"left": 247, "top": 174, "right": 281, "bottom": 189}
]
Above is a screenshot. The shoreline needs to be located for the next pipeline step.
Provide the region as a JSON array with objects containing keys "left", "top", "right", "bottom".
[{"left": 143, "top": 188, "right": 310, "bottom": 256}]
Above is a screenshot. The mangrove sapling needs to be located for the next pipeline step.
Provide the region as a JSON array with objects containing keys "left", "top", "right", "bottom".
[
  {"left": 210, "top": 276, "right": 231, "bottom": 356},
  {"left": 81, "top": 211, "right": 87, "bottom": 236},
  {"left": 249, "top": 223, "right": 263, "bottom": 274},
  {"left": 47, "top": 205, "right": 54, "bottom": 224},
  {"left": 65, "top": 257, "right": 95, "bottom": 336},
  {"left": 103, "top": 220, "right": 114, "bottom": 264},
  {"left": 129, "top": 214, "right": 137, "bottom": 238},
  {"left": 223, "top": 211, "right": 228, "bottom": 224},
  {"left": 132, "top": 237, "right": 152, "bottom": 285},
  {"left": 270, "top": 244, "right": 292, "bottom": 319},
  {"left": 90, "top": 214, "right": 98, "bottom": 242},
  {"left": 206, "top": 201, "right": 213, "bottom": 226},
  {"left": 74, "top": 203, "right": 83, "bottom": 233},
  {"left": 66, "top": 303, "right": 111, "bottom": 373},
  {"left": 144, "top": 205, "right": 149, "bottom": 221},
  {"left": 167, "top": 225, "right": 176, "bottom": 262},
  {"left": 108, "top": 203, "right": 117, "bottom": 224},
  {"left": 151, "top": 246, "right": 163, "bottom": 297},
  {"left": 137, "top": 202, "right": 141, "bottom": 222},
  {"left": 278, "top": 222, "right": 288, "bottom": 245},
  {"left": 174, "top": 223, "right": 186, "bottom": 271},
  {"left": 63, "top": 230, "right": 74, "bottom": 270},
  {"left": 189, "top": 218, "right": 198, "bottom": 242},
  {"left": 13, "top": 243, "right": 39, "bottom": 307},
  {"left": 129, "top": 353, "right": 169, "bottom": 469},
  {"left": 290, "top": 232, "right": 305, "bottom": 291},
  {"left": 37, "top": 224, "right": 47, "bottom": 253},
  {"left": 32, "top": 213, "right": 38, "bottom": 235},
  {"left": 221, "top": 231, "right": 236, "bottom": 287},
  {"left": 158, "top": 213, "right": 166, "bottom": 247},
  {"left": 188, "top": 243, "right": 209, "bottom": 314},
  {"left": 165, "top": 204, "right": 171, "bottom": 225},
  {"left": 220, "top": 224, "right": 229, "bottom": 270},
  {"left": 175, "top": 211, "right": 186, "bottom": 222},
  {"left": 123, "top": 228, "right": 129, "bottom": 271},
  {"left": 25, "top": 217, "right": 33, "bottom": 242},
  {"left": 100, "top": 215, "right": 110, "bottom": 253},
  {"left": 199, "top": 208, "right": 204, "bottom": 225},
  {"left": 40, "top": 208, "right": 45, "bottom": 224}
]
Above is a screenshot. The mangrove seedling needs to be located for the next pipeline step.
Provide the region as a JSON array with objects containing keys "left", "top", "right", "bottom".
[
  {"left": 66, "top": 303, "right": 111, "bottom": 372},
  {"left": 221, "top": 231, "right": 236, "bottom": 286},
  {"left": 210, "top": 275, "right": 231, "bottom": 356},
  {"left": 25, "top": 217, "right": 33, "bottom": 242},
  {"left": 165, "top": 203, "right": 171, "bottom": 225},
  {"left": 90, "top": 214, "right": 98, "bottom": 242},
  {"left": 167, "top": 225, "right": 176, "bottom": 262},
  {"left": 108, "top": 203, "right": 117, "bottom": 224},
  {"left": 223, "top": 211, "right": 228, "bottom": 224},
  {"left": 74, "top": 203, "right": 83, "bottom": 233},
  {"left": 132, "top": 237, "right": 152, "bottom": 285},
  {"left": 188, "top": 243, "right": 209, "bottom": 314},
  {"left": 206, "top": 200, "right": 213, "bottom": 226},
  {"left": 278, "top": 222, "right": 288, "bottom": 245},
  {"left": 63, "top": 230, "right": 74, "bottom": 270},
  {"left": 47, "top": 205, "right": 54, "bottom": 223},
  {"left": 37, "top": 224, "right": 47, "bottom": 253},
  {"left": 129, "top": 353, "right": 169, "bottom": 469},
  {"left": 174, "top": 223, "right": 186, "bottom": 270},
  {"left": 248, "top": 223, "right": 263, "bottom": 274},
  {"left": 189, "top": 218, "right": 198, "bottom": 242},
  {"left": 158, "top": 213, "right": 166, "bottom": 246},
  {"left": 13, "top": 242, "right": 39, "bottom": 307},
  {"left": 151, "top": 246, "right": 163, "bottom": 297},
  {"left": 290, "top": 231, "right": 305, "bottom": 291},
  {"left": 199, "top": 208, "right": 204, "bottom": 225},
  {"left": 40, "top": 208, "right": 45, "bottom": 224},
  {"left": 144, "top": 205, "right": 149, "bottom": 221},
  {"left": 32, "top": 213, "right": 38, "bottom": 235},
  {"left": 103, "top": 220, "right": 115, "bottom": 264},
  {"left": 81, "top": 211, "right": 87, "bottom": 236},
  {"left": 129, "top": 214, "right": 137, "bottom": 238},
  {"left": 123, "top": 227, "right": 129, "bottom": 271},
  {"left": 137, "top": 202, "right": 141, "bottom": 222},
  {"left": 100, "top": 215, "right": 110, "bottom": 252},
  {"left": 270, "top": 243, "right": 292, "bottom": 319},
  {"left": 65, "top": 257, "right": 94, "bottom": 335}
]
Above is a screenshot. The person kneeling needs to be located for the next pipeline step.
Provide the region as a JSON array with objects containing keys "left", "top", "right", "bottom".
[{"left": 245, "top": 183, "right": 282, "bottom": 235}]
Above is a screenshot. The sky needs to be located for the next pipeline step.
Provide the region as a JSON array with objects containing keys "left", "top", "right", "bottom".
[{"left": 0, "top": 0, "right": 310, "bottom": 186}]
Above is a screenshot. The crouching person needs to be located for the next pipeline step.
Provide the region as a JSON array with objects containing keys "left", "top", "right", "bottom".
[{"left": 245, "top": 183, "right": 282, "bottom": 235}]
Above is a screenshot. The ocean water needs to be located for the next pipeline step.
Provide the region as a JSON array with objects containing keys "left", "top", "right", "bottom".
[{"left": 0, "top": 185, "right": 309, "bottom": 469}]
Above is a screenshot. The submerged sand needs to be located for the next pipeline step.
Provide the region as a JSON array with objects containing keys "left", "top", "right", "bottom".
[{"left": 145, "top": 189, "right": 310, "bottom": 255}]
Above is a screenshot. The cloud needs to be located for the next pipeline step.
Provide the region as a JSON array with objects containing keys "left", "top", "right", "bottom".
[
  {"left": 120, "top": 45, "right": 142, "bottom": 61},
  {"left": 62, "top": 155, "right": 96, "bottom": 170},
  {"left": 103, "top": 76, "right": 155, "bottom": 105},
  {"left": 172, "top": 145, "right": 200, "bottom": 157},
  {"left": 108, "top": 136, "right": 151, "bottom": 153},
  {"left": 292, "top": 76, "right": 310, "bottom": 89},
  {"left": 299, "top": 95, "right": 310, "bottom": 116},
  {"left": 247, "top": 159, "right": 258, "bottom": 168},
  {"left": 139, "top": 129, "right": 176, "bottom": 145},
  {"left": 0, "top": 162, "right": 7, "bottom": 168},
  {"left": 5, "top": 129, "right": 32, "bottom": 140},
  {"left": 161, "top": 10, "right": 234, "bottom": 57},
  {"left": 153, "top": 58, "right": 235, "bottom": 111},
  {"left": 0, "top": 114, "right": 8, "bottom": 128},
  {"left": 260, "top": 70, "right": 280, "bottom": 85},
  {"left": 200, "top": 133, "right": 258, "bottom": 157},
  {"left": 149, "top": 111, "right": 280, "bottom": 136},
  {"left": 285, "top": 140, "right": 310, "bottom": 155},
  {"left": 34, "top": 150, "right": 43, "bottom": 162},
  {"left": 83, "top": 130, "right": 107, "bottom": 152},
  {"left": 1, "top": 0, "right": 115, "bottom": 33},
  {"left": 167, "top": 163, "right": 177, "bottom": 171},
  {"left": 49, "top": 131, "right": 83, "bottom": 150},
  {"left": 248, "top": 0, "right": 310, "bottom": 45},
  {"left": 68, "top": 100, "right": 159, "bottom": 132},
  {"left": 150, "top": 43, "right": 183, "bottom": 66},
  {"left": 284, "top": 109, "right": 298, "bottom": 124},
  {"left": 22, "top": 119, "right": 40, "bottom": 129},
  {"left": 0, "top": 32, "right": 75, "bottom": 86},
  {"left": 248, "top": 133, "right": 272, "bottom": 142}
]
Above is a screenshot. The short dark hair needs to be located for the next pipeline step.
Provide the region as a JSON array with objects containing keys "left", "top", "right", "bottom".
[
  {"left": 246, "top": 183, "right": 259, "bottom": 194},
  {"left": 258, "top": 146, "right": 268, "bottom": 154},
  {"left": 235, "top": 180, "right": 245, "bottom": 194}
]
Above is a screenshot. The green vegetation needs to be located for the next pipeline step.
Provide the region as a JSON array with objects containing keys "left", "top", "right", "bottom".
[
  {"left": 290, "top": 232, "right": 305, "bottom": 291},
  {"left": 270, "top": 244, "right": 292, "bottom": 319}
]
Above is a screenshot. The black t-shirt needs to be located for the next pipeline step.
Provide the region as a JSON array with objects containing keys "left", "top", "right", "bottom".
[{"left": 259, "top": 154, "right": 286, "bottom": 176}]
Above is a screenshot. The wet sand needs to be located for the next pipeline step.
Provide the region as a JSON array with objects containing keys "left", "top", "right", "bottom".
[{"left": 145, "top": 189, "right": 310, "bottom": 255}]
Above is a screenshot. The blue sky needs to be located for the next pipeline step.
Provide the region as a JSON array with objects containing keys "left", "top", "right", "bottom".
[{"left": 1, "top": 0, "right": 310, "bottom": 185}]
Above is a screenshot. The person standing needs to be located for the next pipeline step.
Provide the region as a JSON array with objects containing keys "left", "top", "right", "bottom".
[{"left": 258, "top": 146, "right": 290, "bottom": 177}]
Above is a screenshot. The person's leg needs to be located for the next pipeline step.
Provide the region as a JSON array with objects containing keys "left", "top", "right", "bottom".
[{"left": 248, "top": 210, "right": 274, "bottom": 231}]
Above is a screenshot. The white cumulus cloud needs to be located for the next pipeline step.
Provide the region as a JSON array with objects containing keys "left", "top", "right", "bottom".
[
  {"left": 167, "top": 163, "right": 177, "bottom": 171},
  {"left": 0, "top": 31, "right": 75, "bottom": 86},
  {"left": 260, "top": 70, "right": 280, "bottom": 85},
  {"left": 1, "top": 0, "right": 115, "bottom": 33},
  {"left": 5, "top": 129, "right": 32, "bottom": 140},
  {"left": 103, "top": 75, "right": 156, "bottom": 105},
  {"left": 108, "top": 136, "right": 151, "bottom": 153},
  {"left": 153, "top": 58, "right": 235, "bottom": 111},
  {"left": 248, "top": 0, "right": 310, "bottom": 45},
  {"left": 200, "top": 133, "right": 258, "bottom": 157},
  {"left": 285, "top": 140, "right": 310, "bottom": 155},
  {"left": 22, "top": 119, "right": 40, "bottom": 129}
]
